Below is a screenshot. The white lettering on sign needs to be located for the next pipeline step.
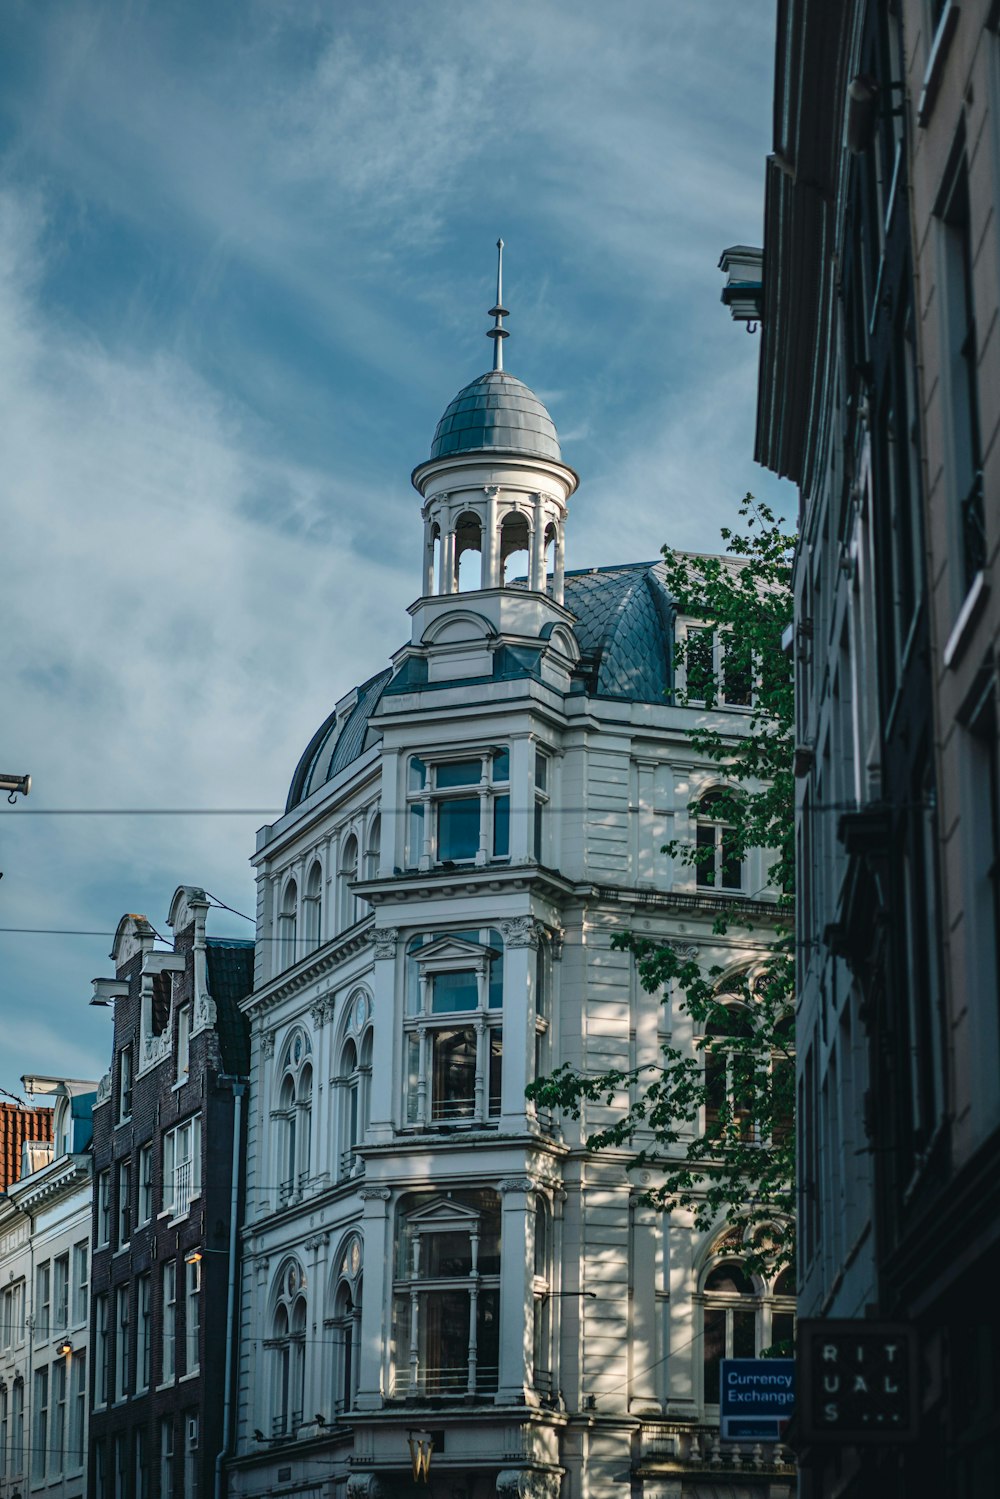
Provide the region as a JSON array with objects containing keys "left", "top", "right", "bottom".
[
  {"left": 853, "top": 1376, "right": 868, "bottom": 1392},
  {"left": 823, "top": 1345, "right": 838, "bottom": 1363},
  {"left": 824, "top": 1402, "right": 838, "bottom": 1420}
]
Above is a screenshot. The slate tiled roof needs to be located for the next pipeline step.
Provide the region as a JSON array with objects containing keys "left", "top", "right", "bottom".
[
  {"left": 286, "top": 669, "right": 392, "bottom": 813},
  {"left": 285, "top": 564, "right": 675, "bottom": 811},
  {"left": 562, "top": 562, "right": 674, "bottom": 703},
  {"left": 0, "top": 1102, "right": 54, "bottom": 1192},
  {"left": 429, "top": 371, "right": 561, "bottom": 462},
  {"left": 206, "top": 939, "right": 254, "bottom": 1075}
]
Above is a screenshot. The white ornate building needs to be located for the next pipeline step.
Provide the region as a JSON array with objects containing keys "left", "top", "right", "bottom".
[
  {"left": 0, "top": 1079, "right": 96, "bottom": 1499},
  {"left": 229, "top": 279, "right": 793, "bottom": 1499}
]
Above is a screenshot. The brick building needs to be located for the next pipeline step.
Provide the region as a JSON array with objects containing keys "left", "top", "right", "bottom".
[{"left": 88, "top": 887, "right": 252, "bottom": 1499}]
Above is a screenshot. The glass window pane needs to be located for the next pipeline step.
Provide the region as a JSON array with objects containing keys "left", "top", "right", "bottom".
[
  {"left": 535, "top": 752, "right": 548, "bottom": 791},
  {"left": 492, "top": 749, "right": 510, "bottom": 782},
  {"left": 406, "top": 1036, "right": 420, "bottom": 1123},
  {"left": 696, "top": 822, "right": 716, "bottom": 885},
  {"left": 408, "top": 757, "right": 426, "bottom": 791},
  {"left": 734, "top": 1307, "right": 757, "bottom": 1358},
  {"left": 704, "top": 1261, "right": 755, "bottom": 1296},
  {"left": 687, "top": 627, "right": 714, "bottom": 700},
  {"left": 703, "top": 1308, "right": 726, "bottom": 1403},
  {"left": 722, "top": 827, "right": 742, "bottom": 889},
  {"left": 436, "top": 760, "right": 481, "bottom": 788},
  {"left": 489, "top": 1033, "right": 502, "bottom": 1116},
  {"left": 771, "top": 1312, "right": 795, "bottom": 1352},
  {"left": 421, "top": 1289, "right": 470, "bottom": 1393},
  {"left": 438, "top": 798, "right": 479, "bottom": 860},
  {"left": 723, "top": 637, "right": 753, "bottom": 705},
  {"left": 533, "top": 800, "right": 543, "bottom": 861},
  {"left": 493, "top": 795, "right": 510, "bottom": 857},
  {"left": 431, "top": 970, "right": 478, "bottom": 1013},
  {"left": 408, "top": 803, "right": 424, "bottom": 867},
  {"left": 476, "top": 1289, "right": 500, "bottom": 1392},
  {"left": 487, "top": 930, "right": 504, "bottom": 1008},
  {"left": 431, "top": 1030, "right": 477, "bottom": 1120},
  {"left": 424, "top": 1232, "right": 472, "bottom": 1278}
]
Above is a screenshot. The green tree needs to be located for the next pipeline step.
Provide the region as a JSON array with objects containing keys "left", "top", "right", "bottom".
[{"left": 528, "top": 495, "right": 796, "bottom": 1275}]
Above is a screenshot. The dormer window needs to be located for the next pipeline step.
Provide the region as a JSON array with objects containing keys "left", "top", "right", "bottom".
[{"left": 405, "top": 750, "right": 510, "bottom": 868}]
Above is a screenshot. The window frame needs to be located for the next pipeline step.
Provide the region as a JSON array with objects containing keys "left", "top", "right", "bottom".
[
  {"left": 403, "top": 930, "right": 504, "bottom": 1129},
  {"left": 405, "top": 749, "right": 511, "bottom": 869},
  {"left": 162, "top": 1115, "right": 202, "bottom": 1220}
]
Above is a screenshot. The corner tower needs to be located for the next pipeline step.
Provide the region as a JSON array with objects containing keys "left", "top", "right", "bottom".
[{"left": 410, "top": 242, "right": 578, "bottom": 629}]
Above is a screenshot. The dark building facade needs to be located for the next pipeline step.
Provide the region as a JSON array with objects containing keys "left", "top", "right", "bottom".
[
  {"left": 745, "top": 1, "right": 1000, "bottom": 1495},
  {"left": 88, "top": 887, "right": 252, "bottom": 1499}
]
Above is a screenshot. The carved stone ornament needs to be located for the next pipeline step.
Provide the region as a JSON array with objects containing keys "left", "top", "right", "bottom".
[
  {"left": 498, "top": 1176, "right": 535, "bottom": 1196},
  {"left": 261, "top": 1032, "right": 276, "bottom": 1059},
  {"left": 193, "top": 991, "right": 218, "bottom": 1032},
  {"left": 496, "top": 1470, "right": 562, "bottom": 1499},
  {"left": 373, "top": 927, "right": 399, "bottom": 961},
  {"left": 499, "top": 916, "right": 541, "bottom": 949},
  {"left": 359, "top": 1186, "right": 391, "bottom": 1201},
  {"left": 674, "top": 943, "right": 699, "bottom": 962},
  {"left": 347, "top": 1476, "right": 387, "bottom": 1499},
  {"left": 309, "top": 1000, "right": 331, "bottom": 1030},
  {"left": 95, "top": 1071, "right": 112, "bottom": 1106}
]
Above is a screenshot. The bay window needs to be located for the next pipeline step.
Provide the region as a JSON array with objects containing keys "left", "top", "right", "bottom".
[
  {"left": 405, "top": 749, "right": 510, "bottom": 868},
  {"left": 391, "top": 1192, "right": 500, "bottom": 1398},
  {"left": 404, "top": 929, "right": 504, "bottom": 1127}
]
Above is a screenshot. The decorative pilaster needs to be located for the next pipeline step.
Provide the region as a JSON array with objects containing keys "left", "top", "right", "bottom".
[
  {"left": 496, "top": 1177, "right": 536, "bottom": 1404},
  {"left": 354, "top": 1187, "right": 392, "bottom": 1412}
]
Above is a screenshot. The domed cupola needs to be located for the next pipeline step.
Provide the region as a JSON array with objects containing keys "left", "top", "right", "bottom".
[
  {"left": 430, "top": 370, "right": 562, "bottom": 463},
  {"left": 412, "top": 241, "right": 578, "bottom": 603}
]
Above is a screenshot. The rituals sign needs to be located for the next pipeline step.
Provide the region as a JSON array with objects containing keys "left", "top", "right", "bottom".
[{"left": 798, "top": 1321, "right": 918, "bottom": 1444}]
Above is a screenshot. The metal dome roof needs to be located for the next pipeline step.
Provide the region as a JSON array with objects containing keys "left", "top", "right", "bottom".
[{"left": 429, "top": 370, "right": 561, "bottom": 462}]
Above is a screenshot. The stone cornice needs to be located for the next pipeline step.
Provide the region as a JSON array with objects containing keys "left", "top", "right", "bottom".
[
  {"left": 242, "top": 916, "right": 376, "bottom": 1016},
  {"left": 353, "top": 864, "right": 576, "bottom": 907},
  {"left": 6, "top": 1154, "right": 91, "bottom": 1215}
]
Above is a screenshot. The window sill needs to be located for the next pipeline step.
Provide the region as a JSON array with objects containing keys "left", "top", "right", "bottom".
[
  {"left": 113, "top": 1244, "right": 131, "bottom": 1258},
  {"left": 178, "top": 1368, "right": 200, "bottom": 1383},
  {"left": 171, "top": 1075, "right": 190, "bottom": 1093},
  {"left": 156, "top": 1378, "right": 176, "bottom": 1392}
]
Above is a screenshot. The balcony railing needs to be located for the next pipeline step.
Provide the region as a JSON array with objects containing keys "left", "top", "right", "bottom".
[{"left": 390, "top": 1364, "right": 499, "bottom": 1399}]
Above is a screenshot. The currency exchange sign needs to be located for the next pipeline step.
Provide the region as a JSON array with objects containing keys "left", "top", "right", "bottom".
[{"left": 719, "top": 1358, "right": 795, "bottom": 1440}]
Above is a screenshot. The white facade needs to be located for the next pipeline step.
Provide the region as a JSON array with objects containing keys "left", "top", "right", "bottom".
[
  {"left": 0, "top": 1081, "right": 95, "bottom": 1499},
  {"left": 230, "top": 347, "right": 792, "bottom": 1499}
]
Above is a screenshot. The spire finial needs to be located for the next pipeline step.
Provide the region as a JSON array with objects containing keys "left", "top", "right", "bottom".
[{"left": 486, "top": 237, "right": 509, "bottom": 372}]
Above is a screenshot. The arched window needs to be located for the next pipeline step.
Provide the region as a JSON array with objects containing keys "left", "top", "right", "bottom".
[
  {"left": 338, "top": 835, "right": 359, "bottom": 932},
  {"left": 338, "top": 1039, "right": 359, "bottom": 1180},
  {"left": 279, "top": 880, "right": 298, "bottom": 968},
  {"left": 365, "top": 816, "right": 381, "bottom": 882},
  {"left": 269, "top": 1261, "right": 307, "bottom": 1439},
  {"left": 695, "top": 791, "right": 743, "bottom": 890},
  {"left": 532, "top": 1198, "right": 552, "bottom": 1395},
  {"left": 500, "top": 511, "right": 530, "bottom": 586},
  {"left": 329, "top": 1237, "right": 363, "bottom": 1416},
  {"left": 455, "top": 510, "right": 483, "bottom": 592},
  {"left": 701, "top": 1260, "right": 758, "bottom": 1405},
  {"left": 276, "top": 1030, "right": 313, "bottom": 1203},
  {"left": 392, "top": 1190, "right": 501, "bottom": 1397},
  {"left": 303, "top": 862, "right": 322, "bottom": 951},
  {"left": 704, "top": 1002, "right": 756, "bottom": 1141},
  {"left": 336, "top": 991, "right": 372, "bottom": 1179}
]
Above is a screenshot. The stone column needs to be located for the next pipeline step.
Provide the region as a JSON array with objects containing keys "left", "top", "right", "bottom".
[
  {"left": 498, "top": 918, "right": 539, "bottom": 1132},
  {"left": 496, "top": 1177, "right": 534, "bottom": 1404},
  {"left": 553, "top": 522, "right": 565, "bottom": 604},
  {"left": 442, "top": 524, "right": 457, "bottom": 593},
  {"left": 423, "top": 518, "right": 436, "bottom": 597},
  {"left": 354, "top": 1187, "right": 392, "bottom": 1412},
  {"left": 629, "top": 1197, "right": 661, "bottom": 1413},
  {"left": 367, "top": 929, "right": 399, "bottom": 1143},
  {"left": 529, "top": 500, "right": 544, "bottom": 591},
  {"left": 484, "top": 487, "right": 500, "bottom": 587}
]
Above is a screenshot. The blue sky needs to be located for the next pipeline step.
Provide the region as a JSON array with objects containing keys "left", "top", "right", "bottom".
[{"left": 0, "top": 0, "right": 791, "bottom": 1098}]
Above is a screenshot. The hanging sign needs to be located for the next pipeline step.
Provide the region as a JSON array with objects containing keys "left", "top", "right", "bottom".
[
  {"left": 797, "top": 1320, "right": 918, "bottom": 1444},
  {"left": 719, "top": 1358, "right": 795, "bottom": 1440}
]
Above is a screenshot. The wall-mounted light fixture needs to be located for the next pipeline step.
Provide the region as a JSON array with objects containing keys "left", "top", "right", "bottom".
[
  {"left": 183, "top": 1248, "right": 203, "bottom": 1265},
  {"left": 56, "top": 1338, "right": 73, "bottom": 1357}
]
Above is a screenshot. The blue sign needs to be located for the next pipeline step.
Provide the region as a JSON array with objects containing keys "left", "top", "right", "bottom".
[{"left": 719, "top": 1358, "right": 795, "bottom": 1440}]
